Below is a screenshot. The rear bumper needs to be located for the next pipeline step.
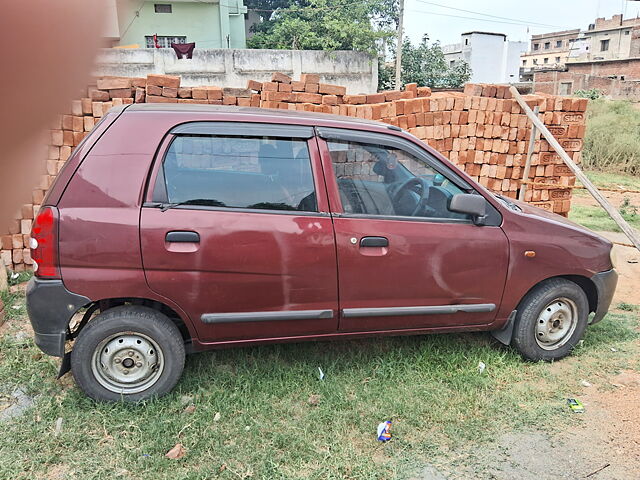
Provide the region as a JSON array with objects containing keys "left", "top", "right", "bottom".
[
  {"left": 26, "top": 278, "right": 90, "bottom": 357},
  {"left": 590, "top": 269, "right": 618, "bottom": 324}
]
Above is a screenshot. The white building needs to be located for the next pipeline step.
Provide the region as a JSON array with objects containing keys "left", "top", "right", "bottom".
[{"left": 443, "top": 32, "right": 527, "bottom": 84}]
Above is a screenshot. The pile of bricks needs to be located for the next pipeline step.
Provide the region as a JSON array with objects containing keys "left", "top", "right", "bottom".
[{"left": 0, "top": 73, "right": 587, "bottom": 271}]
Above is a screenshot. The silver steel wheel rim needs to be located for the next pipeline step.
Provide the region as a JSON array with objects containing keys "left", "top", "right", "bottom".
[
  {"left": 535, "top": 297, "right": 578, "bottom": 350},
  {"left": 91, "top": 332, "right": 165, "bottom": 394}
]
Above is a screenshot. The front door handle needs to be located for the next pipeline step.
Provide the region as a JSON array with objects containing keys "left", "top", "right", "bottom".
[
  {"left": 360, "top": 236, "right": 388, "bottom": 247},
  {"left": 166, "top": 231, "right": 200, "bottom": 243}
]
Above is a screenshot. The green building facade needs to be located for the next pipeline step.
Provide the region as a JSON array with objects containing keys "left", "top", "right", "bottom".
[{"left": 111, "top": 0, "right": 247, "bottom": 49}]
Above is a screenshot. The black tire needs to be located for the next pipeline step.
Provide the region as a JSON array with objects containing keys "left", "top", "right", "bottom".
[
  {"left": 71, "top": 305, "right": 185, "bottom": 402},
  {"left": 511, "top": 278, "right": 589, "bottom": 362}
]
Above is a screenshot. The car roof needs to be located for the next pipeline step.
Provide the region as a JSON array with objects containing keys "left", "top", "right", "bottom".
[{"left": 117, "top": 103, "right": 397, "bottom": 132}]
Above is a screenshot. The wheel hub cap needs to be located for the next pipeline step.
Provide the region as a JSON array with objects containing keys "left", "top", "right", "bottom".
[
  {"left": 535, "top": 297, "right": 578, "bottom": 350},
  {"left": 91, "top": 332, "right": 164, "bottom": 394}
]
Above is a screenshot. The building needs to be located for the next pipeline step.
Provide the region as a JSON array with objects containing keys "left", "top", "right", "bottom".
[
  {"left": 443, "top": 32, "right": 527, "bottom": 84},
  {"left": 520, "top": 29, "right": 580, "bottom": 76},
  {"left": 566, "top": 14, "right": 640, "bottom": 64},
  {"left": 529, "top": 15, "right": 640, "bottom": 98},
  {"left": 103, "top": 0, "right": 248, "bottom": 49}
]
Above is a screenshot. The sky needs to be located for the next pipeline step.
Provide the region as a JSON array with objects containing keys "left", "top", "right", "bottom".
[{"left": 404, "top": 0, "right": 640, "bottom": 46}]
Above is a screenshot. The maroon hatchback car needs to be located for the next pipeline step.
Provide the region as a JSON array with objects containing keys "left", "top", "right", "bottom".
[{"left": 27, "top": 104, "right": 617, "bottom": 401}]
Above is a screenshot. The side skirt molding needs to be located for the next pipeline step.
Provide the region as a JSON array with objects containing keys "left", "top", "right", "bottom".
[
  {"left": 342, "top": 303, "right": 496, "bottom": 318},
  {"left": 201, "top": 309, "right": 334, "bottom": 324}
]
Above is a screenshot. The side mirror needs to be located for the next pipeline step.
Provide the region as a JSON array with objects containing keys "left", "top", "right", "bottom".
[{"left": 450, "top": 193, "right": 487, "bottom": 225}]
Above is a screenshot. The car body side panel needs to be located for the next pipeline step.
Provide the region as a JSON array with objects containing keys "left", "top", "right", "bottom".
[{"left": 494, "top": 206, "right": 614, "bottom": 321}]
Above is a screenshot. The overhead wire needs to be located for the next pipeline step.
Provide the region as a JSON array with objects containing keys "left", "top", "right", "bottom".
[{"left": 412, "top": 0, "right": 562, "bottom": 28}]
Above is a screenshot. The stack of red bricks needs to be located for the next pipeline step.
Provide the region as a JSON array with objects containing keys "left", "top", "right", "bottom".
[{"left": 0, "top": 72, "right": 587, "bottom": 271}]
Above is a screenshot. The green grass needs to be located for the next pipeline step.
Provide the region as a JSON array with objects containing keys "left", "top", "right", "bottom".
[
  {"left": 582, "top": 170, "right": 640, "bottom": 191},
  {"left": 1, "top": 288, "right": 639, "bottom": 479},
  {"left": 569, "top": 204, "right": 640, "bottom": 233},
  {"left": 583, "top": 99, "right": 640, "bottom": 175}
]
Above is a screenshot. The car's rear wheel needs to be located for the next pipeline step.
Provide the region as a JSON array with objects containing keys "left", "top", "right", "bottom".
[
  {"left": 511, "top": 278, "right": 589, "bottom": 361},
  {"left": 71, "top": 306, "right": 185, "bottom": 402}
]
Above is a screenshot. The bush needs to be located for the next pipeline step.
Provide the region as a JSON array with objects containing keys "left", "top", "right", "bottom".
[
  {"left": 574, "top": 89, "right": 602, "bottom": 100},
  {"left": 582, "top": 99, "right": 640, "bottom": 174}
]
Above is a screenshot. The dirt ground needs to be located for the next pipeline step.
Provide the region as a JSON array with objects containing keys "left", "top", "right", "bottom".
[
  {"left": 572, "top": 189, "right": 640, "bottom": 305},
  {"left": 418, "top": 370, "right": 640, "bottom": 480}
]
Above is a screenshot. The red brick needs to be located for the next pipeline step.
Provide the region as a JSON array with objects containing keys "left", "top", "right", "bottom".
[
  {"left": 146, "top": 74, "right": 180, "bottom": 88},
  {"left": 223, "top": 87, "right": 252, "bottom": 98},
  {"left": 192, "top": 87, "right": 208, "bottom": 99},
  {"left": 175, "top": 87, "right": 191, "bottom": 99},
  {"left": 304, "top": 83, "right": 319, "bottom": 93},
  {"left": 293, "top": 92, "right": 322, "bottom": 103},
  {"left": 237, "top": 97, "right": 251, "bottom": 107},
  {"left": 322, "top": 95, "right": 338, "bottom": 105},
  {"left": 247, "top": 80, "right": 263, "bottom": 91},
  {"left": 262, "top": 82, "right": 278, "bottom": 91},
  {"left": 343, "top": 94, "right": 367, "bottom": 105},
  {"left": 146, "top": 95, "right": 178, "bottom": 103},
  {"left": 72, "top": 116, "right": 84, "bottom": 132},
  {"left": 405, "top": 83, "right": 418, "bottom": 95},
  {"left": 365, "top": 93, "right": 385, "bottom": 104},
  {"left": 109, "top": 88, "right": 133, "bottom": 98},
  {"left": 222, "top": 96, "right": 237, "bottom": 105},
  {"left": 162, "top": 87, "right": 178, "bottom": 98},
  {"left": 291, "top": 81, "right": 305, "bottom": 91},
  {"left": 318, "top": 84, "right": 346, "bottom": 96},
  {"left": 81, "top": 98, "right": 92, "bottom": 114},
  {"left": 131, "top": 77, "right": 146, "bottom": 88},
  {"left": 278, "top": 83, "right": 292, "bottom": 93},
  {"left": 300, "top": 73, "right": 320, "bottom": 84},
  {"left": 134, "top": 88, "right": 146, "bottom": 103},
  {"left": 90, "top": 90, "right": 109, "bottom": 101},
  {"left": 207, "top": 87, "right": 223, "bottom": 100},
  {"left": 271, "top": 72, "right": 292, "bottom": 83},
  {"left": 97, "top": 77, "right": 132, "bottom": 90},
  {"left": 382, "top": 90, "right": 403, "bottom": 101},
  {"left": 146, "top": 85, "right": 162, "bottom": 96}
]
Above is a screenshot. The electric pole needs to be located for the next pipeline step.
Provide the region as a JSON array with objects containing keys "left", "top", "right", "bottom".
[{"left": 394, "top": 0, "right": 405, "bottom": 90}]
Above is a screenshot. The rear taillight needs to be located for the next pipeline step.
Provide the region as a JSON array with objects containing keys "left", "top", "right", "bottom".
[{"left": 30, "top": 206, "right": 60, "bottom": 279}]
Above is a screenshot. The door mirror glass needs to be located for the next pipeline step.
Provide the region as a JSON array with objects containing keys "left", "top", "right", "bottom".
[{"left": 450, "top": 194, "right": 487, "bottom": 223}]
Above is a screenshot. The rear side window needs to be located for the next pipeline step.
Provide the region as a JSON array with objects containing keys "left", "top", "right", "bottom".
[{"left": 162, "top": 135, "right": 317, "bottom": 212}]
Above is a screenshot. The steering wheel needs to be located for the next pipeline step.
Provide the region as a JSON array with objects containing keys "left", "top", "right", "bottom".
[{"left": 391, "top": 177, "right": 430, "bottom": 216}]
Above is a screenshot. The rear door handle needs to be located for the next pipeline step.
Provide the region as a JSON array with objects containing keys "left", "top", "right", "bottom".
[
  {"left": 360, "top": 236, "right": 388, "bottom": 247},
  {"left": 166, "top": 231, "right": 200, "bottom": 243}
]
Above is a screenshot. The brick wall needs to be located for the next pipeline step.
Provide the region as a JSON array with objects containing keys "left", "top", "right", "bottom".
[
  {"left": 533, "top": 61, "right": 640, "bottom": 100},
  {"left": 0, "top": 73, "right": 587, "bottom": 271}
]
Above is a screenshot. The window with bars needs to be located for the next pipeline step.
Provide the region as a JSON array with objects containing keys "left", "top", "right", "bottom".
[
  {"left": 154, "top": 4, "right": 172, "bottom": 13},
  {"left": 145, "top": 36, "right": 187, "bottom": 48}
]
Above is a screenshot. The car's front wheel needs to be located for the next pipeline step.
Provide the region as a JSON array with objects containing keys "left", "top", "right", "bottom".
[
  {"left": 511, "top": 278, "right": 589, "bottom": 361},
  {"left": 71, "top": 306, "right": 185, "bottom": 402}
]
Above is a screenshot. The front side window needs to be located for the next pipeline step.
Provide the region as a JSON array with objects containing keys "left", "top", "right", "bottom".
[
  {"left": 162, "top": 135, "right": 317, "bottom": 212},
  {"left": 327, "top": 140, "right": 470, "bottom": 221},
  {"left": 601, "top": 39, "right": 610, "bottom": 51}
]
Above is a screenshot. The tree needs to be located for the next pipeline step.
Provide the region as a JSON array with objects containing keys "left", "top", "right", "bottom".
[
  {"left": 379, "top": 35, "right": 472, "bottom": 90},
  {"left": 246, "top": 0, "right": 398, "bottom": 53}
]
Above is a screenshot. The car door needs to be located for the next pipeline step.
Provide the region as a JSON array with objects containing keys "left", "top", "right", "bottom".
[
  {"left": 140, "top": 122, "right": 339, "bottom": 343},
  {"left": 316, "top": 127, "right": 509, "bottom": 333}
]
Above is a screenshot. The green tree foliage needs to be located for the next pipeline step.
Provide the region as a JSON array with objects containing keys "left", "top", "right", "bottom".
[
  {"left": 379, "top": 36, "right": 472, "bottom": 90},
  {"left": 246, "top": 0, "right": 397, "bottom": 52}
]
